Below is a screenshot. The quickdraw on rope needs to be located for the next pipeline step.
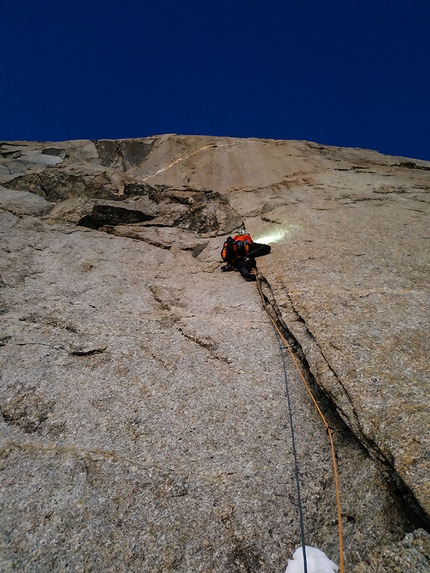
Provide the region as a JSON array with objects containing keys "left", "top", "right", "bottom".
[{"left": 255, "top": 271, "right": 345, "bottom": 573}]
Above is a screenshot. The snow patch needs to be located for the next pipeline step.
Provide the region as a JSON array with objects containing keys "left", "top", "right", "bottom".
[{"left": 285, "top": 546, "right": 339, "bottom": 573}]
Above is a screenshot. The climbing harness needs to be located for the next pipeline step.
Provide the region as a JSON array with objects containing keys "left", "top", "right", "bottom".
[{"left": 255, "top": 271, "right": 345, "bottom": 573}]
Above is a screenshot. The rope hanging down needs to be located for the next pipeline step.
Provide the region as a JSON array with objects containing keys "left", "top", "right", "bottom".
[
  {"left": 255, "top": 272, "right": 345, "bottom": 573},
  {"left": 273, "top": 318, "right": 309, "bottom": 573}
]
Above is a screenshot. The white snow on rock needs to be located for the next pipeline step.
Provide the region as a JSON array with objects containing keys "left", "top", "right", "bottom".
[{"left": 285, "top": 546, "right": 339, "bottom": 573}]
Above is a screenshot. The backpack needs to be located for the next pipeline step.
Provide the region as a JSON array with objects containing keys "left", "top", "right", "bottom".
[
  {"left": 233, "top": 232, "right": 253, "bottom": 244},
  {"left": 221, "top": 233, "right": 253, "bottom": 262}
]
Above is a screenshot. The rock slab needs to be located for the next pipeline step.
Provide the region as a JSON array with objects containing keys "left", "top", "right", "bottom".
[{"left": 1, "top": 136, "right": 429, "bottom": 572}]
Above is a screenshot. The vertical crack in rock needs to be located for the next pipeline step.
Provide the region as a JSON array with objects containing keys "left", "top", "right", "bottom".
[
  {"left": 256, "top": 271, "right": 430, "bottom": 532},
  {"left": 282, "top": 291, "right": 359, "bottom": 424}
]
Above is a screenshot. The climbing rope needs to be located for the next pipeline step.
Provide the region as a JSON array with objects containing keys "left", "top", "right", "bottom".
[
  {"left": 273, "top": 318, "right": 309, "bottom": 573},
  {"left": 255, "top": 272, "right": 345, "bottom": 573}
]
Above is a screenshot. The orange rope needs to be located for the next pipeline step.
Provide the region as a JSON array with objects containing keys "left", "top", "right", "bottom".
[{"left": 256, "top": 277, "right": 345, "bottom": 573}]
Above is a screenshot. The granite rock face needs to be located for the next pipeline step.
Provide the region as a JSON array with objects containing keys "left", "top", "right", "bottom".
[{"left": 0, "top": 136, "right": 429, "bottom": 572}]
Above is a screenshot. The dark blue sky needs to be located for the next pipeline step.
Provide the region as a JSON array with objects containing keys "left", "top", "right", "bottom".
[{"left": 1, "top": 0, "right": 429, "bottom": 160}]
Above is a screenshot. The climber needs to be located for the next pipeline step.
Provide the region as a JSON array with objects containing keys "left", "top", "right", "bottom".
[{"left": 220, "top": 230, "right": 271, "bottom": 281}]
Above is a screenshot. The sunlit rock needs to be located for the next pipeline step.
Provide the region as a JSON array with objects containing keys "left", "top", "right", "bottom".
[{"left": 1, "top": 135, "right": 429, "bottom": 572}]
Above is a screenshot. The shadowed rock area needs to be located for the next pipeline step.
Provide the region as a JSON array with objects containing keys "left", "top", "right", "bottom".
[{"left": 1, "top": 136, "right": 429, "bottom": 572}]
